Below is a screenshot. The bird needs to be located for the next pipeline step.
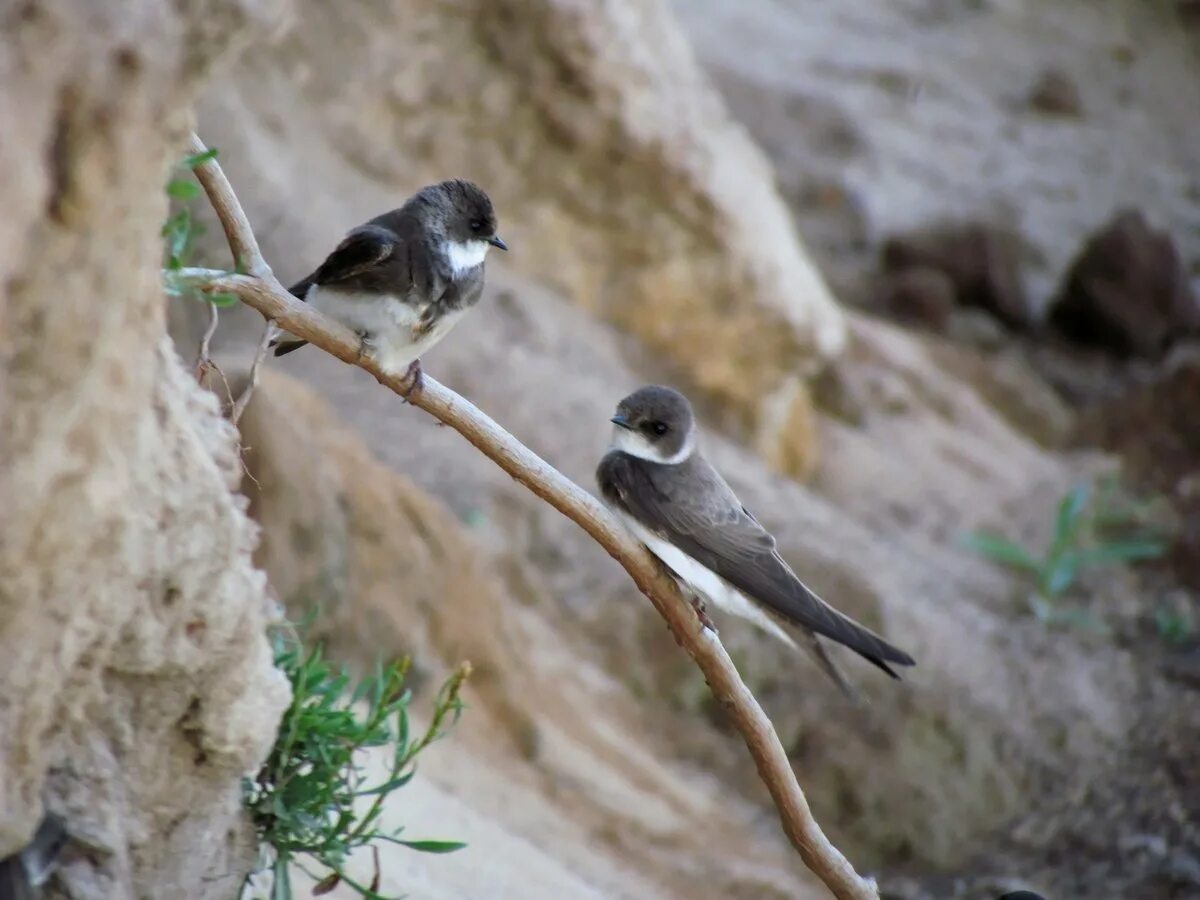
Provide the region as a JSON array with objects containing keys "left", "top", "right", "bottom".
[
  {"left": 271, "top": 179, "right": 506, "bottom": 393},
  {"left": 595, "top": 385, "right": 915, "bottom": 695}
]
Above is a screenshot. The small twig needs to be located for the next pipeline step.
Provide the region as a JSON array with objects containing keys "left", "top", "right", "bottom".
[
  {"left": 193, "top": 298, "right": 235, "bottom": 410},
  {"left": 230, "top": 320, "right": 276, "bottom": 425},
  {"left": 186, "top": 133, "right": 880, "bottom": 900},
  {"left": 194, "top": 299, "right": 220, "bottom": 379}
]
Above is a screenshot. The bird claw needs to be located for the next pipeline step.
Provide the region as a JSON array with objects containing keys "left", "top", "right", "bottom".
[
  {"left": 354, "top": 331, "right": 375, "bottom": 364},
  {"left": 690, "top": 595, "right": 715, "bottom": 633},
  {"left": 400, "top": 359, "right": 424, "bottom": 401}
]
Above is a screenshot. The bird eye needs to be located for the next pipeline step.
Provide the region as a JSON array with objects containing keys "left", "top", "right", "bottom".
[
  {"left": 651, "top": 421, "right": 669, "bottom": 436},
  {"left": 469, "top": 220, "right": 483, "bottom": 232}
]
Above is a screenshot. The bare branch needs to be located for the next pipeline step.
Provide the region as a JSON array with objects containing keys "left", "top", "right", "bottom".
[
  {"left": 186, "top": 133, "right": 880, "bottom": 900},
  {"left": 194, "top": 299, "right": 220, "bottom": 378},
  {"left": 187, "top": 135, "right": 273, "bottom": 281},
  {"left": 230, "top": 320, "right": 276, "bottom": 425}
]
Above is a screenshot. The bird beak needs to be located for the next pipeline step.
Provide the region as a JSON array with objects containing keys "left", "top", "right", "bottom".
[
  {"left": 610, "top": 414, "right": 632, "bottom": 430},
  {"left": 487, "top": 235, "right": 508, "bottom": 251}
]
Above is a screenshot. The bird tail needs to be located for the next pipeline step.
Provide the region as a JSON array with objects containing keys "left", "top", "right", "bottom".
[
  {"left": 802, "top": 633, "right": 864, "bottom": 704},
  {"left": 778, "top": 570, "right": 916, "bottom": 681},
  {"left": 272, "top": 339, "right": 308, "bottom": 357},
  {"left": 822, "top": 609, "right": 915, "bottom": 681}
]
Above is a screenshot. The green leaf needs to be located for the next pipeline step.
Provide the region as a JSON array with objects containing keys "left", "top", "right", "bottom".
[
  {"left": 182, "top": 148, "right": 218, "bottom": 169},
  {"left": 358, "top": 769, "right": 415, "bottom": 796},
  {"left": 962, "top": 532, "right": 1041, "bottom": 572},
  {"left": 1154, "top": 607, "right": 1193, "bottom": 644},
  {"left": 1028, "top": 593, "right": 1055, "bottom": 621},
  {"left": 1044, "top": 606, "right": 1109, "bottom": 634},
  {"left": 166, "top": 179, "right": 200, "bottom": 199},
  {"left": 209, "top": 291, "right": 238, "bottom": 308},
  {"left": 393, "top": 839, "right": 467, "bottom": 854},
  {"left": 350, "top": 671, "right": 376, "bottom": 706},
  {"left": 1074, "top": 539, "right": 1168, "bottom": 566},
  {"left": 1042, "top": 555, "right": 1078, "bottom": 597},
  {"left": 162, "top": 209, "right": 194, "bottom": 269},
  {"left": 396, "top": 704, "right": 409, "bottom": 751},
  {"left": 1051, "top": 482, "right": 1091, "bottom": 554},
  {"left": 250, "top": 624, "right": 468, "bottom": 899}
]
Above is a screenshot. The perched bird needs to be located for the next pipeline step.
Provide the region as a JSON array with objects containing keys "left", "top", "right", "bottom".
[
  {"left": 272, "top": 179, "right": 506, "bottom": 391},
  {"left": 596, "top": 385, "right": 915, "bottom": 695}
]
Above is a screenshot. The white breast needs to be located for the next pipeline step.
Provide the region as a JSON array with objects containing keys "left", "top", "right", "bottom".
[
  {"left": 444, "top": 239, "right": 490, "bottom": 277},
  {"left": 614, "top": 509, "right": 796, "bottom": 648},
  {"left": 307, "top": 287, "right": 469, "bottom": 375}
]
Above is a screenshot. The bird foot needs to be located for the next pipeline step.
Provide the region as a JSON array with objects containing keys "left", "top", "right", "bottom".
[
  {"left": 690, "top": 595, "right": 716, "bottom": 633},
  {"left": 400, "top": 359, "right": 424, "bottom": 401},
  {"left": 354, "top": 331, "right": 375, "bottom": 364}
]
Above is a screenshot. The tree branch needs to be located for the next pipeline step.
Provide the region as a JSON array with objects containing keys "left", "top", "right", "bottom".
[
  {"left": 194, "top": 298, "right": 220, "bottom": 378},
  {"left": 230, "top": 320, "right": 276, "bottom": 425},
  {"left": 184, "top": 133, "right": 879, "bottom": 900}
]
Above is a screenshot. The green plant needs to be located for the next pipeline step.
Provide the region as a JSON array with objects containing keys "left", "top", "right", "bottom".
[
  {"left": 243, "top": 632, "right": 470, "bottom": 900},
  {"left": 1154, "top": 600, "right": 1195, "bottom": 645},
  {"left": 161, "top": 148, "right": 237, "bottom": 306},
  {"left": 964, "top": 478, "right": 1170, "bottom": 628}
]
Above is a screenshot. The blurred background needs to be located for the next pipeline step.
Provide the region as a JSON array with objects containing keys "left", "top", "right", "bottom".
[{"left": 101, "top": 0, "right": 1200, "bottom": 896}]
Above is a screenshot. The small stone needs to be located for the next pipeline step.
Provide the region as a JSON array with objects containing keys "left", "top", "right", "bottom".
[
  {"left": 882, "top": 221, "right": 1031, "bottom": 329},
  {"left": 1048, "top": 209, "right": 1200, "bottom": 359},
  {"left": 1028, "top": 68, "right": 1083, "bottom": 118},
  {"left": 875, "top": 266, "right": 957, "bottom": 331}
]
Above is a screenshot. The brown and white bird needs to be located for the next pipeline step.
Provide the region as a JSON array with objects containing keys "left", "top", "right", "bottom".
[
  {"left": 596, "top": 385, "right": 915, "bottom": 694},
  {"left": 272, "top": 179, "right": 506, "bottom": 391}
]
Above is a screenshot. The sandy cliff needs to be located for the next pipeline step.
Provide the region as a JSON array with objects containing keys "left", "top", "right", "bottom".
[{"left": 0, "top": 1, "right": 290, "bottom": 897}]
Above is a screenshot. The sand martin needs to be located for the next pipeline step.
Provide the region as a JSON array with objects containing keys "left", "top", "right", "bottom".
[
  {"left": 596, "top": 385, "right": 915, "bottom": 694},
  {"left": 272, "top": 179, "right": 506, "bottom": 391}
]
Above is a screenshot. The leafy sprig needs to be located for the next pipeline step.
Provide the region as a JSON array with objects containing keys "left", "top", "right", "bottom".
[
  {"left": 964, "top": 477, "right": 1170, "bottom": 629},
  {"left": 243, "top": 632, "right": 470, "bottom": 899},
  {"left": 162, "top": 148, "right": 237, "bottom": 306}
]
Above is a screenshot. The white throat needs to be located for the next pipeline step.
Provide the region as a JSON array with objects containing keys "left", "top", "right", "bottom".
[
  {"left": 444, "top": 239, "right": 490, "bottom": 277},
  {"left": 609, "top": 426, "right": 695, "bottom": 465}
]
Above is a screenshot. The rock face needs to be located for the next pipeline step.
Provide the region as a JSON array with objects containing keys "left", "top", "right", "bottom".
[
  {"left": 1049, "top": 209, "right": 1200, "bottom": 358},
  {"left": 673, "top": 0, "right": 1200, "bottom": 314},
  {"left": 0, "top": 1, "right": 289, "bottom": 897},
  {"left": 196, "top": 0, "right": 846, "bottom": 477},
  {"left": 882, "top": 223, "right": 1031, "bottom": 330}
]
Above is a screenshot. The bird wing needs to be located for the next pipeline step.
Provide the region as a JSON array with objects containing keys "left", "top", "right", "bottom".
[
  {"left": 275, "top": 225, "right": 402, "bottom": 356},
  {"left": 309, "top": 224, "right": 398, "bottom": 286},
  {"left": 604, "top": 453, "right": 914, "bottom": 675}
]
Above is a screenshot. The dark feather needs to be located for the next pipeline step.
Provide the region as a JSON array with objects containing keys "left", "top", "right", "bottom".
[
  {"left": 272, "top": 225, "right": 400, "bottom": 358},
  {"left": 597, "top": 451, "right": 915, "bottom": 676},
  {"left": 307, "top": 224, "right": 397, "bottom": 285},
  {"left": 270, "top": 183, "right": 494, "bottom": 362}
]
